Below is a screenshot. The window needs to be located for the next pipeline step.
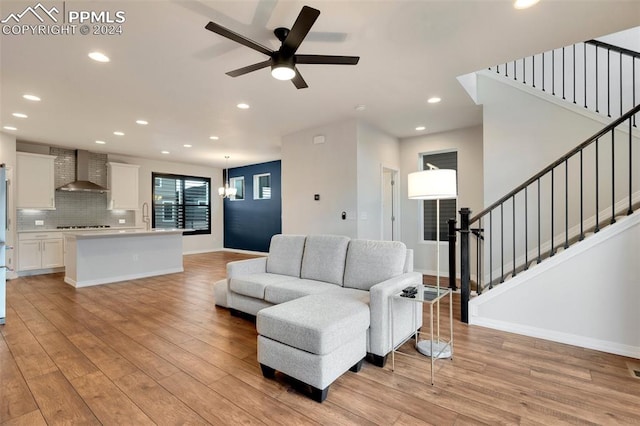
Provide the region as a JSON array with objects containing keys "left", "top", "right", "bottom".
[
  {"left": 421, "top": 151, "right": 457, "bottom": 242},
  {"left": 152, "top": 173, "right": 211, "bottom": 235},
  {"left": 253, "top": 173, "right": 271, "bottom": 199},
  {"left": 229, "top": 176, "right": 244, "bottom": 200}
]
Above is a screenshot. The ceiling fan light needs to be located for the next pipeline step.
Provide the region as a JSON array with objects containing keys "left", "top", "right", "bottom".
[{"left": 271, "top": 65, "right": 296, "bottom": 81}]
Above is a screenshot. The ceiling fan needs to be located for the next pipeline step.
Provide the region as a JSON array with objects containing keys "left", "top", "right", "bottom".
[{"left": 204, "top": 5, "right": 359, "bottom": 89}]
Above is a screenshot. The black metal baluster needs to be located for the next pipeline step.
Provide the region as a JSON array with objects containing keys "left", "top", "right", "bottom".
[
  {"left": 620, "top": 52, "right": 623, "bottom": 117},
  {"left": 505, "top": 62, "right": 508, "bottom": 78},
  {"left": 580, "top": 149, "right": 585, "bottom": 241},
  {"left": 523, "top": 56, "right": 526, "bottom": 84},
  {"left": 537, "top": 178, "right": 542, "bottom": 263},
  {"left": 607, "top": 48, "right": 611, "bottom": 117},
  {"left": 524, "top": 187, "right": 529, "bottom": 270},
  {"left": 542, "top": 51, "right": 546, "bottom": 92},
  {"left": 514, "top": 60, "right": 517, "bottom": 81},
  {"left": 500, "top": 204, "right": 504, "bottom": 283},
  {"left": 629, "top": 118, "right": 634, "bottom": 215},
  {"left": 584, "top": 43, "right": 588, "bottom": 108},
  {"left": 595, "top": 138, "right": 600, "bottom": 232},
  {"left": 565, "top": 159, "right": 569, "bottom": 249},
  {"left": 552, "top": 49, "right": 556, "bottom": 95},
  {"left": 533, "top": 54, "right": 536, "bottom": 88},
  {"left": 477, "top": 218, "right": 481, "bottom": 292},
  {"left": 496, "top": 64, "right": 499, "bottom": 74},
  {"left": 512, "top": 195, "right": 516, "bottom": 278},
  {"left": 633, "top": 58, "right": 636, "bottom": 127},
  {"left": 562, "top": 46, "right": 566, "bottom": 99},
  {"left": 489, "top": 210, "right": 493, "bottom": 289},
  {"left": 573, "top": 44, "right": 576, "bottom": 104},
  {"left": 611, "top": 130, "right": 616, "bottom": 224},
  {"left": 596, "top": 46, "right": 599, "bottom": 113},
  {"left": 550, "top": 168, "right": 555, "bottom": 256}
]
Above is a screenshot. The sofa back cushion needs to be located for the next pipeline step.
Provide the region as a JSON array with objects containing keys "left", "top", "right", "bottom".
[
  {"left": 343, "top": 239, "right": 407, "bottom": 290},
  {"left": 266, "top": 234, "right": 306, "bottom": 277},
  {"left": 300, "top": 235, "right": 350, "bottom": 285}
]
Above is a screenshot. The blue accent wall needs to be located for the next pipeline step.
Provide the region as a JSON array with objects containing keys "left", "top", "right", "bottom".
[{"left": 223, "top": 160, "right": 281, "bottom": 252}]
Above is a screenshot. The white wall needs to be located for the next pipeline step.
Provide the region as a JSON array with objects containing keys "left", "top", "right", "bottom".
[
  {"left": 356, "top": 121, "right": 400, "bottom": 240},
  {"left": 470, "top": 211, "right": 640, "bottom": 359},
  {"left": 399, "top": 126, "right": 484, "bottom": 274},
  {"left": 108, "top": 154, "right": 223, "bottom": 254},
  {"left": 281, "top": 119, "right": 358, "bottom": 237}
]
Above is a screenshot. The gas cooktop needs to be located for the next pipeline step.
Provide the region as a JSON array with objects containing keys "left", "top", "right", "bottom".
[{"left": 56, "top": 225, "right": 112, "bottom": 229}]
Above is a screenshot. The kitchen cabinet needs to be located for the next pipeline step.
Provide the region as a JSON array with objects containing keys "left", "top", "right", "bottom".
[
  {"left": 107, "top": 162, "right": 139, "bottom": 210},
  {"left": 18, "top": 232, "right": 64, "bottom": 271},
  {"left": 16, "top": 152, "right": 56, "bottom": 209}
]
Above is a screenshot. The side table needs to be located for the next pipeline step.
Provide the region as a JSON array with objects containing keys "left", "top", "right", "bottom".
[{"left": 389, "top": 285, "right": 453, "bottom": 385}]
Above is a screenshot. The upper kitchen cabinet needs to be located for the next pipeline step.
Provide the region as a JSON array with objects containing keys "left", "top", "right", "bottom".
[
  {"left": 107, "top": 162, "right": 140, "bottom": 210},
  {"left": 16, "top": 152, "right": 56, "bottom": 209}
]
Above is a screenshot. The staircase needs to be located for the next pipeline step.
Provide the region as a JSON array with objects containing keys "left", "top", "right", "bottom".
[{"left": 456, "top": 34, "right": 640, "bottom": 329}]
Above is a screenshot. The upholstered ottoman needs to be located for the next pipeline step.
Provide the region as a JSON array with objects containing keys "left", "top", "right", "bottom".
[
  {"left": 256, "top": 293, "right": 369, "bottom": 402},
  {"left": 213, "top": 279, "right": 228, "bottom": 307}
]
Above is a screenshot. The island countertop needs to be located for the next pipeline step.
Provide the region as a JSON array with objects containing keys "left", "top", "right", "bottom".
[{"left": 63, "top": 228, "right": 189, "bottom": 239}]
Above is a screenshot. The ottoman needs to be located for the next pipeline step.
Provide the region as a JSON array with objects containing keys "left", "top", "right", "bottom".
[{"left": 256, "top": 293, "right": 370, "bottom": 402}]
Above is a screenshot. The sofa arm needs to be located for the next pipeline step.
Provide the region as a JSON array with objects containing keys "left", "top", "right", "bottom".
[
  {"left": 368, "top": 272, "right": 423, "bottom": 357},
  {"left": 226, "top": 257, "right": 268, "bottom": 278}
]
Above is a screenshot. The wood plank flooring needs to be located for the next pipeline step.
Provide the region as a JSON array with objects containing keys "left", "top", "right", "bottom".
[{"left": 1, "top": 251, "right": 639, "bottom": 425}]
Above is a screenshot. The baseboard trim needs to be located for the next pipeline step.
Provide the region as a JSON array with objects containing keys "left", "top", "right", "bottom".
[
  {"left": 221, "top": 248, "right": 268, "bottom": 256},
  {"left": 470, "top": 316, "right": 640, "bottom": 359}
]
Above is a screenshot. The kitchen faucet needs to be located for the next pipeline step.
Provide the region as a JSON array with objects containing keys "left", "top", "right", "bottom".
[{"left": 142, "top": 202, "right": 151, "bottom": 230}]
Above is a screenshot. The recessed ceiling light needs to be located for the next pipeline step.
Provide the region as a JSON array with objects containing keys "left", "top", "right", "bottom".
[
  {"left": 95, "top": 140, "right": 106, "bottom": 144},
  {"left": 183, "top": 144, "right": 192, "bottom": 148},
  {"left": 88, "top": 51, "right": 110, "bottom": 62},
  {"left": 427, "top": 97, "right": 441, "bottom": 104},
  {"left": 514, "top": 0, "right": 539, "bottom": 9},
  {"left": 161, "top": 150, "right": 170, "bottom": 154},
  {"left": 415, "top": 126, "right": 426, "bottom": 131},
  {"left": 136, "top": 119, "right": 148, "bottom": 125},
  {"left": 113, "top": 131, "right": 124, "bottom": 136},
  {"left": 237, "top": 103, "right": 250, "bottom": 110},
  {"left": 3, "top": 126, "right": 17, "bottom": 131},
  {"left": 12, "top": 113, "right": 27, "bottom": 118},
  {"left": 23, "top": 94, "right": 41, "bottom": 101},
  {"left": 209, "top": 136, "right": 219, "bottom": 140},
  {"left": 354, "top": 105, "right": 366, "bottom": 111}
]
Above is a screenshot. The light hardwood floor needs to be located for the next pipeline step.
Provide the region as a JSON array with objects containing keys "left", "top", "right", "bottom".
[{"left": 1, "top": 251, "right": 639, "bottom": 425}]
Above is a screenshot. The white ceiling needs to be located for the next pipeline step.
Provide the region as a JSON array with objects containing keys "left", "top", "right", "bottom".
[{"left": 1, "top": 0, "right": 639, "bottom": 168}]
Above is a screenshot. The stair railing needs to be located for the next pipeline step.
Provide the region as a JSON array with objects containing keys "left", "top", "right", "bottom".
[
  {"left": 458, "top": 104, "right": 640, "bottom": 323},
  {"left": 491, "top": 39, "right": 639, "bottom": 125}
]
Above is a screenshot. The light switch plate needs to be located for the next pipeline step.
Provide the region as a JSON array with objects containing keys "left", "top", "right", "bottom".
[
  {"left": 119, "top": 219, "right": 126, "bottom": 224},
  {"left": 35, "top": 220, "right": 44, "bottom": 226}
]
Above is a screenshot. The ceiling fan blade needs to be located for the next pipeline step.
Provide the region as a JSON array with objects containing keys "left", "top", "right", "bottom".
[
  {"left": 281, "top": 6, "right": 320, "bottom": 57},
  {"left": 295, "top": 54, "right": 360, "bottom": 65},
  {"left": 291, "top": 67, "right": 308, "bottom": 89},
  {"left": 205, "top": 21, "right": 273, "bottom": 56},
  {"left": 226, "top": 60, "right": 272, "bottom": 77}
]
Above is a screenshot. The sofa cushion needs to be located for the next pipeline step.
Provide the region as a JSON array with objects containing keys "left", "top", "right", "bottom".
[
  {"left": 300, "top": 235, "right": 350, "bottom": 285},
  {"left": 257, "top": 293, "right": 370, "bottom": 355},
  {"left": 264, "top": 279, "right": 340, "bottom": 305},
  {"left": 266, "top": 235, "right": 306, "bottom": 277},
  {"left": 343, "top": 240, "right": 407, "bottom": 291},
  {"left": 230, "top": 273, "right": 298, "bottom": 299}
]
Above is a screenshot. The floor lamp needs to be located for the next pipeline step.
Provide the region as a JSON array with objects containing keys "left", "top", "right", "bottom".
[{"left": 408, "top": 165, "right": 457, "bottom": 358}]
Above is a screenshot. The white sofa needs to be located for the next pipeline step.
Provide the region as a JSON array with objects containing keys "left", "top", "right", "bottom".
[{"left": 226, "top": 234, "right": 423, "bottom": 366}]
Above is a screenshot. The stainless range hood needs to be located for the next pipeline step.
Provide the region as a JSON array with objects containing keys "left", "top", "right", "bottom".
[{"left": 56, "top": 149, "right": 109, "bottom": 193}]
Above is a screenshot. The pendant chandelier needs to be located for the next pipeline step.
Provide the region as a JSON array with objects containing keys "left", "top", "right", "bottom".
[{"left": 218, "top": 155, "right": 237, "bottom": 198}]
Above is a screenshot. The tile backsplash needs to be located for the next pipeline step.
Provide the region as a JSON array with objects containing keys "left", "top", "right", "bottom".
[{"left": 17, "top": 147, "right": 135, "bottom": 230}]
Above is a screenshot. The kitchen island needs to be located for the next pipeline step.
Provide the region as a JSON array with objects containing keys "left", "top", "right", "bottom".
[{"left": 63, "top": 228, "right": 187, "bottom": 288}]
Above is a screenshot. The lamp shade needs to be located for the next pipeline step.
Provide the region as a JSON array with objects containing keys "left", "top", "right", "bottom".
[{"left": 408, "top": 169, "right": 457, "bottom": 200}]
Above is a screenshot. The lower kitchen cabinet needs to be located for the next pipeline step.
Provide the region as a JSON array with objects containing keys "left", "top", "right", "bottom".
[{"left": 18, "top": 232, "right": 64, "bottom": 271}]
